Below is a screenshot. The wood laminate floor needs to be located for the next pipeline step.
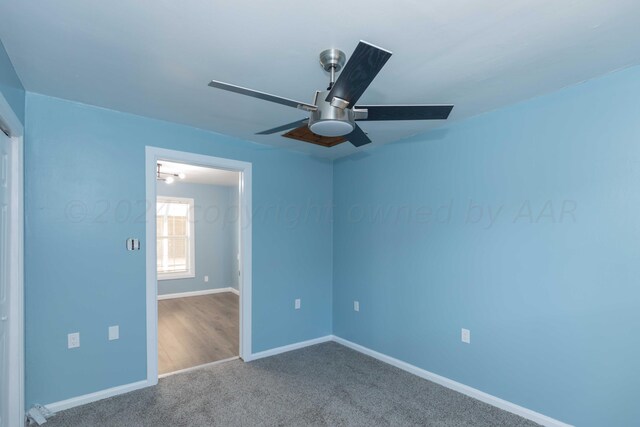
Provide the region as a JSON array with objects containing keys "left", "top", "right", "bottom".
[{"left": 158, "top": 292, "right": 239, "bottom": 374}]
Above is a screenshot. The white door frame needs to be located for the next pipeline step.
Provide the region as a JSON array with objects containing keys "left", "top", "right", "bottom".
[
  {"left": 0, "top": 94, "right": 24, "bottom": 426},
  {"left": 145, "top": 147, "right": 252, "bottom": 384}
]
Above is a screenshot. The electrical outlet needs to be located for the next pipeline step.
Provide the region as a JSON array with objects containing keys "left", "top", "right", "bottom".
[
  {"left": 354, "top": 301, "right": 360, "bottom": 312},
  {"left": 109, "top": 325, "right": 119, "bottom": 341},
  {"left": 68, "top": 332, "right": 80, "bottom": 349},
  {"left": 295, "top": 298, "right": 301, "bottom": 310},
  {"left": 461, "top": 328, "right": 471, "bottom": 344},
  {"left": 204, "top": 275, "right": 209, "bottom": 282}
]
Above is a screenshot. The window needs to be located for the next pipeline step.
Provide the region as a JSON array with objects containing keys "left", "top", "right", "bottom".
[{"left": 157, "top": 197, "right": 195, "bottom": 280}]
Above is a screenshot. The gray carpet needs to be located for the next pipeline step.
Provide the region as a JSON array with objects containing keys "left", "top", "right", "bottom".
[{"left": 44, "top": 342, "right": 539, "bottom": 426}]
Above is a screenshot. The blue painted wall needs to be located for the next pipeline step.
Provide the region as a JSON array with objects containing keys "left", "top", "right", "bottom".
[
  {"left": 24, "top": 93, "right": 333, "bottom": 406},
  {"left": 157, "top": 181, "right": 239, "bottom": 295},
  {"left": 333, "top": 65, "right": 640, "bottom": 427},
  {"left": 0, "top": 38, "right": 24, "bottom": 124}
]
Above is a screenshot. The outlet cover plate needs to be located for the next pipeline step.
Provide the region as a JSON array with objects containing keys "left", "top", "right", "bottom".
[
  {"left": 68, "top": 332, "right": 80, "bottom": 349},
  {"left": 109, "top": 325, "right": 119, "bottom": 341}
]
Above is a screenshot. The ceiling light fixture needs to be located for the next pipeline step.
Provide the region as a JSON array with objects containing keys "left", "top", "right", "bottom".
[{"left": 156, "top": 163, "right": 186, "bottom": 184}]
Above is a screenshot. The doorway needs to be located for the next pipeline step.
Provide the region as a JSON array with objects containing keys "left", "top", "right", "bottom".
[
  {"left": 145, "top": 148, "right": 252, "bottom": 383},
  {"left": 156, "top": 161, "right": 240, "bottom": 375}
]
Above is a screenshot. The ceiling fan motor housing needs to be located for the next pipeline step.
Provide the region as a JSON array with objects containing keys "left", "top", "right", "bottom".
[{"left": 308, "top": 90, "right": 356, "bottom": 137}]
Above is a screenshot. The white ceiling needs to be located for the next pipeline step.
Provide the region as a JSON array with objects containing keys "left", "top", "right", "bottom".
[
  {"left": 158, "top": 161, "right": 238, "bottom": 186},
  {"left": 1, "top": 0, "right": 639, "bottom": 158}
]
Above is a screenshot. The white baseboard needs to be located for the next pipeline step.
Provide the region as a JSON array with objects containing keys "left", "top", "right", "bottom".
[
  {"left": 44, "top": 336, "right": 332, "bottom": 411},
  {"left": 245, "top": 335, "right": 333, "bottom": 362},
  {"left": 42, "top": 334, "right": 571, "bottom": 427},
  {"left": 228, "top": 287, "right": 239, "bottom": 295},
  {"left": 45, "top": 379, "right": 151, "bottom": 413},
  {"left": 157, "top": 287, "right": 237, "bottom": 300},
  {"left": 331, "top": 336, "right": 572, "bottom": 427}
]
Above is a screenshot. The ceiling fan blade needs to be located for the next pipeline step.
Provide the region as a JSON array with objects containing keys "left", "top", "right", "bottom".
[
  {"left": 355, "top": 105, "right": 454, "bottom": 121},
  {"left": 256, "top": 119, "right": 308, "bottom": 135},
  {"left": 283, "top": 125, "right": 347, "bottom": 147},
  {"left": 208, "top": 80, "right": 317, "bottom": 111},
  {"left": 325, "top": 41, "right": 392, "bottom": 108},
  {"left": 346, "top": 124, "right": 372, "bottom": 147}
]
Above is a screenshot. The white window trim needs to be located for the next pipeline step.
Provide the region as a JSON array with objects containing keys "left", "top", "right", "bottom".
[{"left": 156, "top": 196, "right": 195, "bottom": 281}]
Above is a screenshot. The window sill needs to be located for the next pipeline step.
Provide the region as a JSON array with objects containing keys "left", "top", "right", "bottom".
[{"left": 158, "top": 272, "right": 195, "bottom": 281}]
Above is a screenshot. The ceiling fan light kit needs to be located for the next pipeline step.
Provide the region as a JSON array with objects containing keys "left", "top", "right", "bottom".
[
  {"left": 208, "top": 40, "right": 454, "bottom": 147},
  {"left": 308, "top": 90, "right": 357, "bottom": 137}
]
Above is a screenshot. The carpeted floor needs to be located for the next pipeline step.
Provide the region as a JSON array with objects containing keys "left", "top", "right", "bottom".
[{"left": 44, "top": 342, "right": 540, "bottom": 426}]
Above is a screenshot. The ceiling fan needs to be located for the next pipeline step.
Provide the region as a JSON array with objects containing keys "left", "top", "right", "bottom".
[{"left": 208, "top": 41, "right": 454, "bottom": 148}]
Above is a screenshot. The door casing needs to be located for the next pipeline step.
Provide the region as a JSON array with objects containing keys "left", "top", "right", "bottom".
[
  {"left": 145, "top": 147, "right": 252, "bottom": 384},
  {"left": 0, "top": 93, "right": 25, "bottom": 427}
]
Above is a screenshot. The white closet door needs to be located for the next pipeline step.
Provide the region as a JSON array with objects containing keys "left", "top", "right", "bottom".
[{"left": 0, "top": 130, "right": 11, "bottom": 427}]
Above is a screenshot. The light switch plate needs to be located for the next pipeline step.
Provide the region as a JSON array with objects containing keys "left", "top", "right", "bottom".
[
  {"left": 126, "top": 238, "right": 140, "bottom": 251},
  {"left": 68, "top": 332, "right": 80, "bottom": 349},
  {"left": 109, "top": 325, "right": 119, "bottom": 341},
  {"left": 204, "top": 275, "right": 209, "bottom": 282},
  {"left": 295, "top": 299, "right": 301, "bottom": 309},
  {"left": 354, "top": 301, "right": 360, "bottom": 312},
  {"left": 461, "top": 328, "right": 471, "bottom": 344}
]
